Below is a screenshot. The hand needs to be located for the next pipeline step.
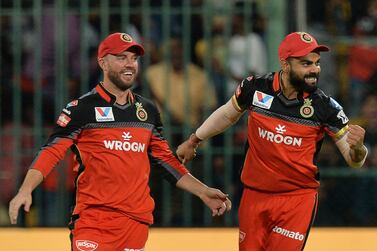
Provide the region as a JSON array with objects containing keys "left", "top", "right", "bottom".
[
  {"left": 9, "top": 191, "right": 32, "bottom": 224},
  {"left": 176, "top": 134, "right": 201, "bottom": 164},
  {"left": 199, "top": 187, "right": 232, "bottom": 217},
  {"left": 347, "top": 124, "right": 365, "bottom": 150}
]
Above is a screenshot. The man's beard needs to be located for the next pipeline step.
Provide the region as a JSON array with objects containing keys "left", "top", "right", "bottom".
[
  {"left": 108, "top": 68, "right": 134, "bottom": 91},
  {"left": 289, "top": 70, "right": 319, "bottom": 93}
]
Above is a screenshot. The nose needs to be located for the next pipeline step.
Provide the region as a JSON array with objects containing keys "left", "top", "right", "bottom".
[{"left": 310, "top": 64, "right": 320, "bottom": 74}]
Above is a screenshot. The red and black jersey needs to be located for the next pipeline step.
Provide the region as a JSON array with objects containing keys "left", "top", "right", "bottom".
[
  {"left": 31, "top": 83, "right": 189, "bottom": 224},
  {"left": 233, "top": 72, "right": 349, "bottom": 193}
]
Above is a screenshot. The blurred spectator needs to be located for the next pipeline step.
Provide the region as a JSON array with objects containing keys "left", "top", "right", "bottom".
[
  {"left": 353, "top": 0, "right": 377, "bottom": 36},
  {"left": 347, "top": 0, "right": 377, "bottom": 117},
  {"left": 0, "top": 122, "right": 33, "bottom": 226},
  {"left": 360, "top": 93, "right": 377, "bottom": 148},
  {"left": 227, "top": 10, "right": 267, "bottom": 96},
  {"left": 195, "top": 16, "right": 228, "bottom": 104},
  {"left": 145, "top": 36, "right": 217, "bottom": 132},
  {"left": 325, "top": 0, "right": 353, "bottom": 35}
]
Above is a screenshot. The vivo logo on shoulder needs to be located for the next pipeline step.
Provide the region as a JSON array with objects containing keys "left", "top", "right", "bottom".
[{"left": 252, "top": 91, "right": 274, "bottom": 109}]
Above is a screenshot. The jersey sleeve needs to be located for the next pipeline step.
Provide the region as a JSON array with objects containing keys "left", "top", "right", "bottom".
[
  {"left": 148, "top": 109, "right": 189, "bottom": 185},
  {"left": 232, "top": 76, "right": 256, "bottom": 111},
  {"left": 30, "top": 99, "right": 83, "bottom": 177},
  {"left": 324, "top": 97, "right": 349, "bottom": 139}
]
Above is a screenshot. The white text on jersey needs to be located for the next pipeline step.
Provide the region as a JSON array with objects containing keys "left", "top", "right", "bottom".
[
  {"left": 258, "top": 126, "right": 302, "bottom": 147},
  {"left": 103, "top": 131, "right": 146, "bottom": 152}
]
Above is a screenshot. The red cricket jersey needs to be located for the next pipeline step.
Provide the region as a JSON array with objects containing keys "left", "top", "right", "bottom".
[
  {"left": 233, "top": 72, "right": 349, "bottom": 193},
  {"left": 31, "top": 83, "right": 189, "bottom": 224}
]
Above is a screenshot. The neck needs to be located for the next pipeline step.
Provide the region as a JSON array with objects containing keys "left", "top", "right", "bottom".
[
  {"left": 101, "top": 80, "right": 132, "bottom": 105},
  {"left": 280, "top": 71, "right": 298, "bottom": 99}
]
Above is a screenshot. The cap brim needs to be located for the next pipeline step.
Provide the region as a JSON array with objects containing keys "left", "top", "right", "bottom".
[
  {"left": 125, "top": 44, "right": 145, "bottom": 56},
  {"left": 290, "top": 44, "right": 330, "bottom": 58},
  {"left": 104, "top": 43, "right": 145, "bottom": 57}
]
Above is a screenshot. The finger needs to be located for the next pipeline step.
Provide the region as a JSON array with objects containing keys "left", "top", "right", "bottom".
[
  {"left": 212, "top": 209, "right": 217, "bottom": 217},
  {"left": 218, "top": 202, "right": 226, "bottom": 215},
  {"left": 216, "top": 192, "right": 228, "bottom": 200},
  {"left": 182, "top": 158, "right": 187, "bottom": 165},
  {"left": 9, "top": 205, "right": 19, "bottom": 224},
  {"left": 24, "top": 201, "right": 31, "bottom": 212},
  {"left": 225, "top": 199, "right": 232, "bottom": 211}
]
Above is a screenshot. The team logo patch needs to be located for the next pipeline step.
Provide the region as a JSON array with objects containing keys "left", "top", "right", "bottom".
[
  {"left": 95, "top": 107, "right": 115, "bottom": 122},
  {"left": 56, "top": 113, "right": 71, "bottom": 127},
  {"left": 135, "top": 102, "right": 148, "bottom": 121},
  {"left": 239, "top": 231, "right": 246, "bottom": 243},
  {"left": 299, "top": 98, "right": 314, "bottom": 118},
  {"left": 66, "top": 100, "right": 78, "bottom": 108},
  {"left": 297, "top": 32, "right": 313, "bottom": 43},
  {"left": 120, "top": 33, "right": 132, "bottom": 42},
  {"left": 75, "top": 240, "right": 98, "bottom": 251},
  {"left": 252, "top": 91, "right": 274, "bottom": 109}
]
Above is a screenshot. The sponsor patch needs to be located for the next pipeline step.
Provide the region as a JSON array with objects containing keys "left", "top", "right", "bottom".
[
  {"left": 62, "top": 108, "right": 71, "bottom": 115},
  {"left": 252, "top": 91, "right": 273, "bottom": 109},
  {"left": 66, "top": 100, "right": 78, "bottom": 108},
  {"left": 76, "top": 240, "right": 98, "bottom": 251},
  {"left": 337, "top": 110, "right": 349, "bottom": 124},
  {"left": 239, "top": 231, "right": 246, "bottom": 243},
  {"left": 272, "top": 225, "right": 305, "bottom": 241},
  {"left": 56, "top": 113, "right": 71, "bottom": 127},
  {"left": 95, "top": 107, "right": 115, "bottom": 122}
]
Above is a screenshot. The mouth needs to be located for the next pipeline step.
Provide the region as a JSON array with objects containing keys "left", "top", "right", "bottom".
[
  {"left": 122, "top": 70, "right": 134, "bottom": 76},
  {"left": 305, "top": 76, "right": 317, "bottom": 85}
]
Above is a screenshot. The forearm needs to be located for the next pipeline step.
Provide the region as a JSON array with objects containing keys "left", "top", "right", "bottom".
[
  {"left": 335, "top": 134, "right": 368, "bottom": 168},
  {"left": 195, "top": 98, "right": 244, "bottom": 141},
  {"left": 176, "top": 173, "right": 207, "bottom": 198},
  {"left": 18, "top": 169, "right": 44, "bottom": 194}
]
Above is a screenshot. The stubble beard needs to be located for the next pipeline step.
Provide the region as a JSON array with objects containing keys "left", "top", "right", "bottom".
[
  {"left": 108, "top": 68, "right": 135, "bottom": 91},
  {"left": 289, "top": 70, "right": 319, "bottom": 93}
]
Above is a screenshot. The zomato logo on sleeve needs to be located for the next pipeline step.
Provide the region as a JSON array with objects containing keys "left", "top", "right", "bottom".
[{"left": 76, "top": 240, "right": 98, "bottom": 251}]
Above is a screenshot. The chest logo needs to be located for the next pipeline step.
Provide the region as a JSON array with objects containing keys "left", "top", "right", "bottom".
[
  {"left": 300, "top": 98, "right": 314, "bottom": 118},
  {"left": 252, "top": 91, "right": 274, "bottom": 109},
  {"left": 135, "top": 102, "right": 148, "bottom": 121},
  {"left": 95, "top": 107, "right": 114, "bottom": 122}
]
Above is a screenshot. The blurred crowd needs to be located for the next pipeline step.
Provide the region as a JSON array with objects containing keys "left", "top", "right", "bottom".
[{"left": 1, "top": 0, "right": 377, "bottom": 227}]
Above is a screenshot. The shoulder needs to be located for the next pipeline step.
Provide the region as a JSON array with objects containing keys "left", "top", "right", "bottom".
[
  {"left": 312, "top": 88, "right": 343, "bottom": 111},
  {"left": 238, "top": 72, "right": 274, "bottom": 92},
  {"left": 134, "top": 93, "right": 158, "bottom": 111}
]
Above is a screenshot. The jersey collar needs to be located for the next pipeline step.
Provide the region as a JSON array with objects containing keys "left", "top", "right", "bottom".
[
  {"left": 95, "top": 82, "right": 135, "bottom": 105},
  {"left": 273, "top": 71, "right": 310, "bottom": 106}
]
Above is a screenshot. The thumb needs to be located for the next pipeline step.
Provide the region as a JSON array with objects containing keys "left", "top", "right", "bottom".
[
  {"left": 24, "top": 201, "right": 31, "bottom": 212},
  {"left": 182, "top": 158, "right": 187, "bottom": 165}
]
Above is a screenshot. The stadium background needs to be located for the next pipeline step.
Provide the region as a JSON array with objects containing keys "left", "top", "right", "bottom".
[{"left": 1, "top": 0, "right": 377, "bottom": 249}]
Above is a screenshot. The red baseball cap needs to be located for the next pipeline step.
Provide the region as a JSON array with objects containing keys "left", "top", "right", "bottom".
[
  {"left": 278, "top": 32, "right": 329, "bottom": 60},
  {"left": 98, "top": 32, "right": 145, "bottom": 58}
]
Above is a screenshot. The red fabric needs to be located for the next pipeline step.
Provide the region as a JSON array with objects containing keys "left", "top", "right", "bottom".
[
  {"left": 241, "top": 112, "right": 323, "bottom": 192},
  {"left": 239, "top": 188, "right": 317, "bottom": 251},
  {"left": 348, "top": 44, "right": 377, "bottom": 81},
  {"left": 71, "top": 207, "right": 148, "bottom": 251}
]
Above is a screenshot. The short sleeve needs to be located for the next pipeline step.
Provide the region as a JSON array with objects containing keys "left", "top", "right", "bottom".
[{"left": 232, "top": 76, "right": 256, "bottom": 111}]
